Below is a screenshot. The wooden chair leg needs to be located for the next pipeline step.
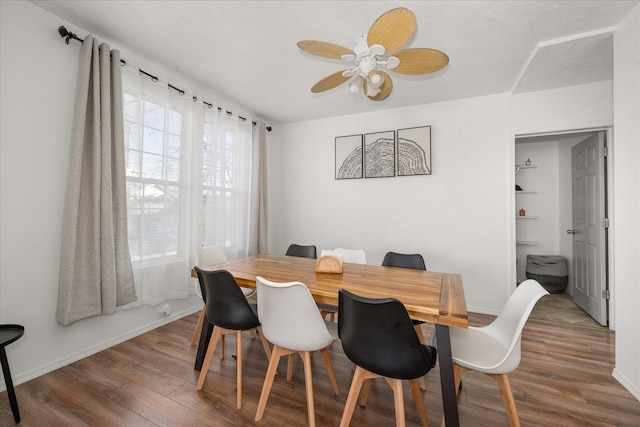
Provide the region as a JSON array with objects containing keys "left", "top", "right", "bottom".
[
  {"left": 189, "top": 307, "right": 205, "bottom": 346},
  {"left": 220, "top": 335, "right": 225, "bottom": 360},
  {"left": 196, "top": 326, "right": 224, "bottom": 390},
  {"left": 340, "top": 366, "right": 367, "bottom": 427},
  {"left": 359, "top": 379, "right": 373, "bottom": 407},
  {"left": 490, "top": 373, "right": 521, "bottom": 427},
  {"left": 453, "top": 364, "right": 466, "bottom": 398},
  {"left": 301, "top": 351, "right": 317, "bottom": 427},
  {"left": 287, "top": 354, "right": 295, "bottom": 381},
  {"left": 387, "top": 378, "right": 406, "bottom": 427},
  {"left": 320, "top": 347, "right": 340, "bottom": 395},
  {"left": 410, "top": 379, "right": 429, "bottom": 427},
  {"left": 256, "top": 345, "right": 293, "bottom": 422},
  {"left": 236, "top": 331, "right": 243, "bottom": 409}
]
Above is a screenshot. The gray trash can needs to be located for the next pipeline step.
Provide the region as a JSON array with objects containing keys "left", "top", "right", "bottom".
[{"left": 526, "top": 255, "right": 568, "bottom": 293}]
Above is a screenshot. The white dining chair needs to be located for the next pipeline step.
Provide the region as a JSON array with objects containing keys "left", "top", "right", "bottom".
[
  {"left": 190, "top": 246, "right": 256, "bottom": 347},
  {"left": 254, "top": 276, "right": 340, "bottom": 427},
  {"left": 432, "top": 279, "right": 548, "bottom": 427},
  {"left": 322, "top": 248, "right": 367, "bottom": 264}
]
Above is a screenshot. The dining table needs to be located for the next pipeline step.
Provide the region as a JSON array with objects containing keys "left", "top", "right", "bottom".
[{"left": 191, "top": 253, "right": 468, "bottom": 426}]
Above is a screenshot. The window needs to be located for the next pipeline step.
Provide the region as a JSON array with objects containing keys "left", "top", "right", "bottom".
[
  {"left": 200, "top": 114, "right": 252, "bottom": 258},
  {"left": 118, "top": 65, "right": 259, "bottom": 305},
  {"left": 123, "top": 92, "right": 184, "bottom": 264}
]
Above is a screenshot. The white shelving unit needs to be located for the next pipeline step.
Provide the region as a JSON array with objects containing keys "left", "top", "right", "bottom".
[
  {"left": 515, "top": 165, "right": 538, "bottom": 246},
  {"left": 516, "top": 240, "right": 537, "bottom": 245}
]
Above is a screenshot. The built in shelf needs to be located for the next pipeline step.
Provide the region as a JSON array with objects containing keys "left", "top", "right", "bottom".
[
  {"left": 516, "top": 215, "right": 538, "bottom": 219},
  {"left": 516, "top": 191, "right": 537, "bottom": 194},
  {"left": 516, "top": 240, "right": 537, "bottom": 245},
  {"left": 518, "top": 165, "right": 537, "bottom": 169}
]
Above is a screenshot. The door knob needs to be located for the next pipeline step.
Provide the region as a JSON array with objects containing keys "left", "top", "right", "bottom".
[{"left": 566, "top": 229, "right": 576, "bottom": 235}]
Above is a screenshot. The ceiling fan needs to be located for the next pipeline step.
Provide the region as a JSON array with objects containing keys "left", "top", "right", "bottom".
[{"left": 298, "top": 7, "right": 449, "bottom": 101}]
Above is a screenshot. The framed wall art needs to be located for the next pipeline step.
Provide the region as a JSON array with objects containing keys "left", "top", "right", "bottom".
[
  {"left": 397, "top": 126, "right": 431, "bottom": 176},
  {"left": 335, "top": 134, "right": 363, "bottom": 179},
  {"left": 364, "top": 130, "right": 395, "bottom": 178}
]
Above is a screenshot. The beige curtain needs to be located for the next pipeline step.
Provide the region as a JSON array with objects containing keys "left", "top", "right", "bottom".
[
  {"left": 57, "top": 35, "right": 137, "bottom": 325},
  {"left": 248, "top": 121, "right": 268, "bottom": 255}
]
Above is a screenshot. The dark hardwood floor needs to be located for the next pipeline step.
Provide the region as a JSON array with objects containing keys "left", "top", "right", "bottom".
[{"left": 2, "top": 309, "right": 639, "bottom": 426}]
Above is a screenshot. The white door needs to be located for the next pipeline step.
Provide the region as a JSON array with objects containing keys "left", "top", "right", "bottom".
[{"left": 570, "top": 132, "right": 607, "bottom": 326}]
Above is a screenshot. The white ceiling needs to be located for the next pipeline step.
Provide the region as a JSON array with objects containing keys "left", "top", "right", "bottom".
[{"left": 30, "top": 1, "right": 638, "bottom": 125}]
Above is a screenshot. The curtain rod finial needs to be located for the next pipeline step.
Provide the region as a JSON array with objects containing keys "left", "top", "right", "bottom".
[
  {"left": 58, "top": 25, "right": 82, "bottom": 44},
  {"left": 58, "top": 26, "right": 70, "bottom": 44}
]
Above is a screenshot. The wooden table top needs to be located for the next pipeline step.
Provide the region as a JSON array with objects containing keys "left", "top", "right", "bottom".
[{"left": 192, "top": 253, "right": 468, "bottom": 329}]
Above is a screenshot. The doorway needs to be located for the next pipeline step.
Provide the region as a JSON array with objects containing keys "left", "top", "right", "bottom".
[{"left": 514, "top": 129, "right": 610, "bottom": 327}]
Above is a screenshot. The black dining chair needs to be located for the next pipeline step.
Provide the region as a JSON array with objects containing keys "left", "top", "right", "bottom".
[
  {"left": 193, "top": 268, "right": 271, "bottom": 409},
  {"left": 338, "top": 289, "right": 437, "bottom": 427},
  {"left": 382, "top": 251, "right": 430, "bottom": 390},
  {"left": 382, "top": 251, "right": 427, "bottom": 271},
  {"left": 285, "top": 244, "right": 317, "bottom": 259}
]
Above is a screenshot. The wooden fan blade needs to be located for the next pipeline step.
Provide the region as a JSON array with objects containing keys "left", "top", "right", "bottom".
[
  {"left": 311, "top": 70, "right": 351, "bottom": 93},
  {"left": 298, "top": 40, "right": 355, "bottom": 60},
  {"left": 365, "top": 72, "right": 393, "bottom": 101},
  {"left": 392, "top": 48, "right": 449, "bottom": 75},
  {"left": 367, "top": 7, "right": 416, "bottom": 54}
]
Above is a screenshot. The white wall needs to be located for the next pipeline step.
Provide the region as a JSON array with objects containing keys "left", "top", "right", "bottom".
[
  {"left": 269, "top": 81, "right": 613, "bottom": 316},
  {"left": 269, "top": 94, "right": 514, "bottom": 314},
  {"left": 612, "top": 3, "right": 640, "bottom": 401},
  {"left": 0, "top": 1, "right": 202, "bottom": 389}
]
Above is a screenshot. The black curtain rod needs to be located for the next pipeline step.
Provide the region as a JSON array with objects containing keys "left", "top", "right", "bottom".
[{"left": 58, "top": 25, "right": 271, "bottom": 131}]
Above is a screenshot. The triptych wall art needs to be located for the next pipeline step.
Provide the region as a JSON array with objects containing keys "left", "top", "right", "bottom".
[{"left": 335, "top": 126, "right": 431, "bottom": 179}]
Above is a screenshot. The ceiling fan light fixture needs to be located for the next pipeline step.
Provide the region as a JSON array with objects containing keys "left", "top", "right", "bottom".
[
  {"left": 370, "top": 44, "right": 386, "bottom": 56},
  {"left": 348, "top": 75, "right": 365, "bottom": 93},
  {"left": 386, "top": 56, "right": 400, "bottom": 70},
  {"left": 368, "top": 72, "right": 383, "bottom": 87},
  {"left": 298, "top": 7, "right": 448, "bottom": 102},
  {"left": 365, "top": 84, "right": 381, "bottom": 98}
]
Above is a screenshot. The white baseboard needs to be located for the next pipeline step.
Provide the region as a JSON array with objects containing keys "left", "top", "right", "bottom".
[
  {"left": 613, "top": 368, "right": 640, "bottom": 401},
  {"left": 0, "top": 304, "right": 202, "bottom": 392}
]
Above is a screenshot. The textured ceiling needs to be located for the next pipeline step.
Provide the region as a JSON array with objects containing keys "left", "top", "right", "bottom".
[{"left": 30, "top": 1, "right": 638, "bottom": 125}]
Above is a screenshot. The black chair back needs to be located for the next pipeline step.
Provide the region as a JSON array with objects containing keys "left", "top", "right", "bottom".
[
  {"left": 194, "top": 267, "right": 260, "bottom": 331},
  {"left": 285, "top": 244, "right": 317, "bottom": 259},
  {"left": 382, "top": 252, "right": 426, "bottom": 270},
  {"left": 338, "top": 289, "right": 436, "bottom": 380}
]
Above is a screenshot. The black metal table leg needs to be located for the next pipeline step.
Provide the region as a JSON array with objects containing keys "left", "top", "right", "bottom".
[{"left": 436, "top": 324, "right": 459, "bottom": 427}]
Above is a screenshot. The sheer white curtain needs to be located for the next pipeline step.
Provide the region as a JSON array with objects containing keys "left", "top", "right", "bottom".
[
  {"left": 120, "top": 61, "right": 266, "bottom": 306},
  {"left": 194, "top": 104, "right": 254, "bottom": 260},
  {"left": 121, "top": 62, "right": 193, "bottom": 306}
]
